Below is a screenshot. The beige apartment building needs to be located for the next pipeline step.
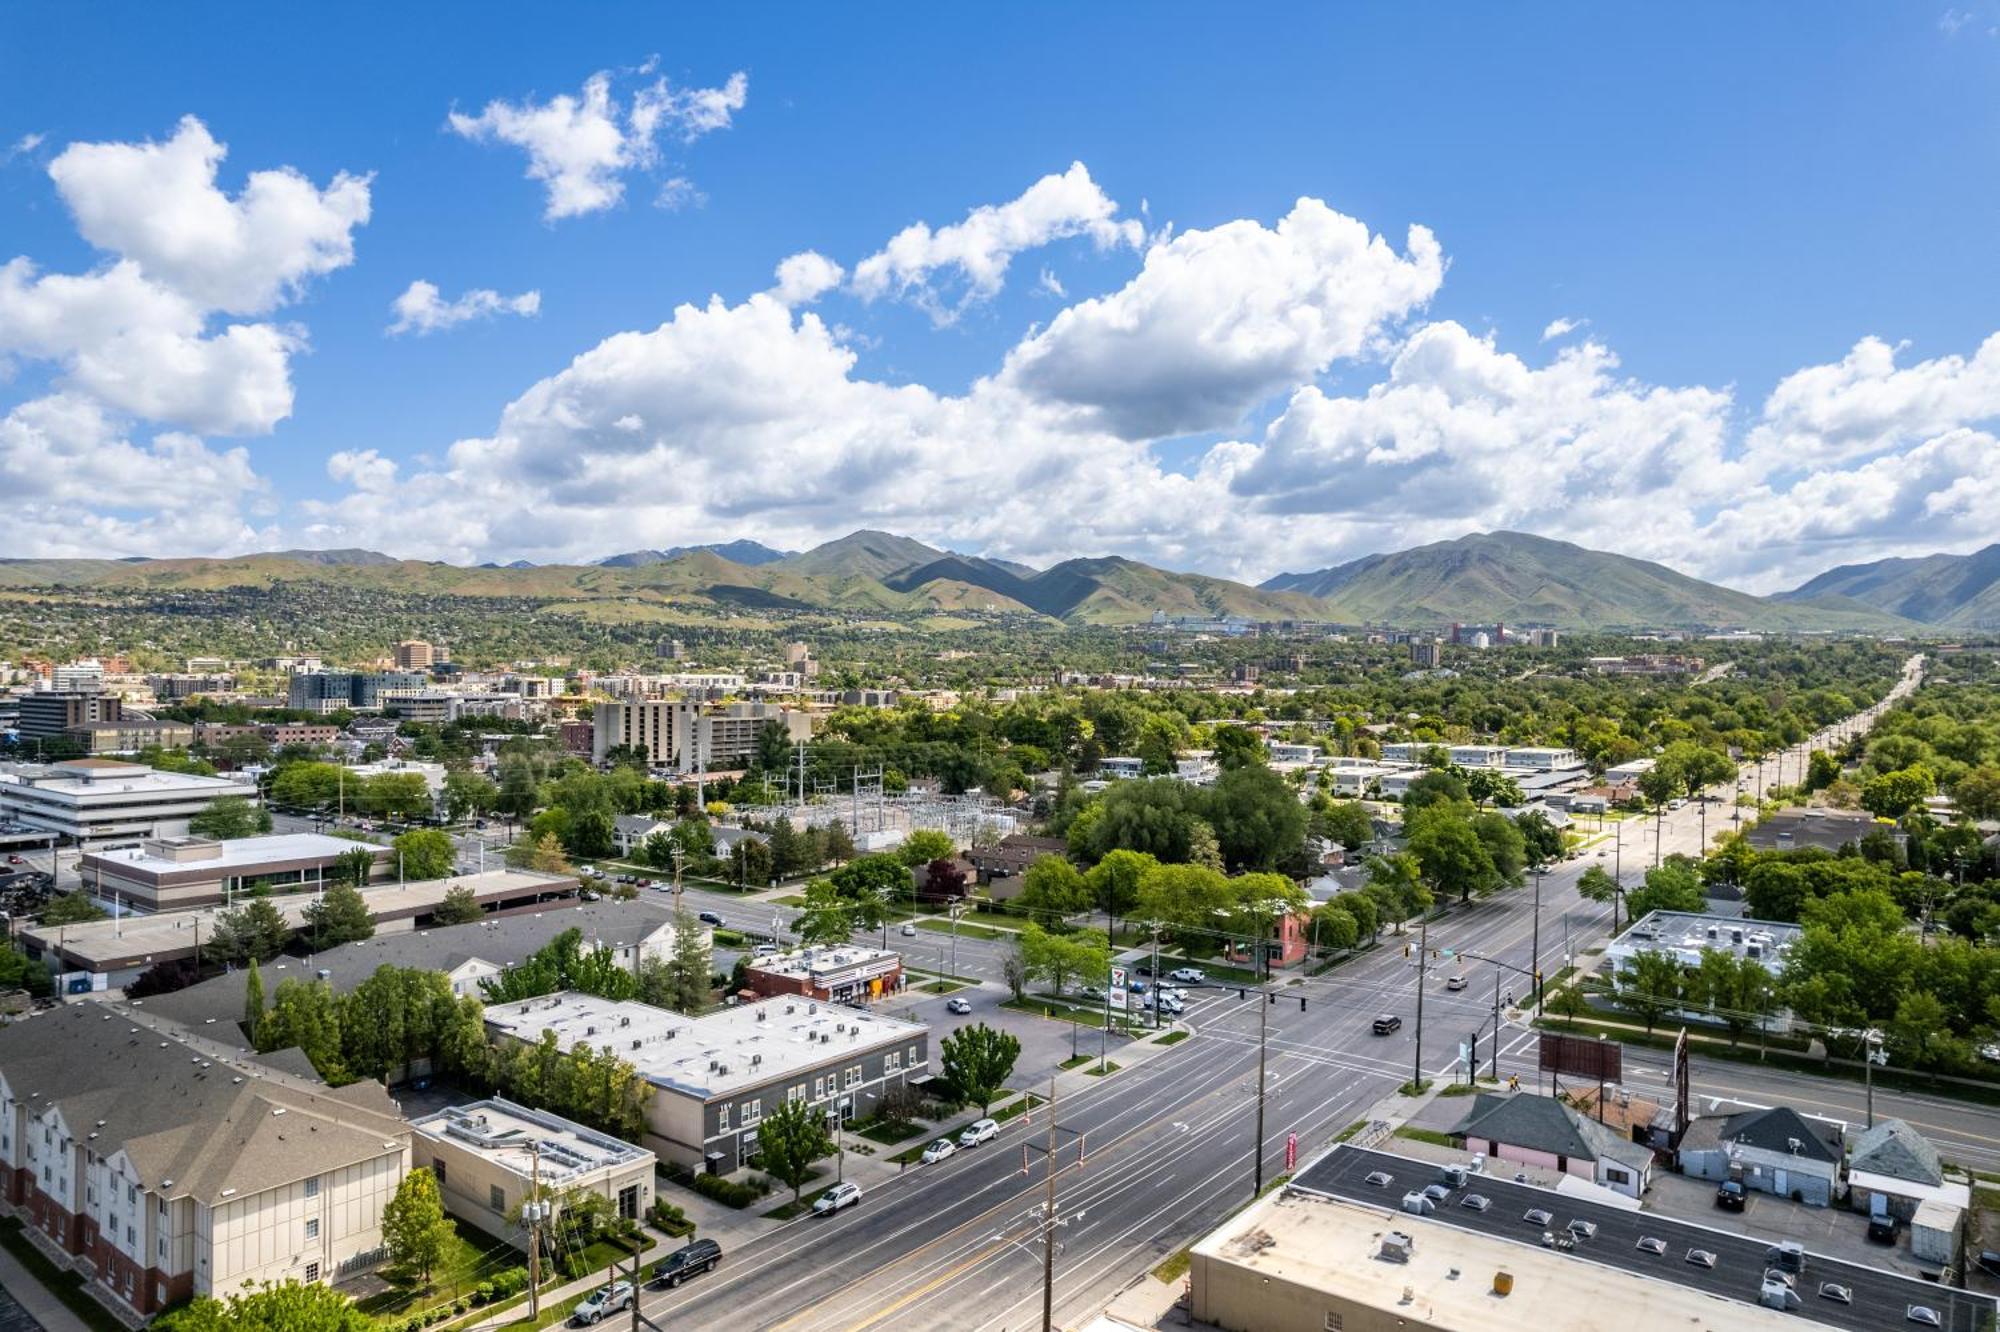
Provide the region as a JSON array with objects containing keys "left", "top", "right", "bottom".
[
  {"left": 394, "top": 640, "right": 435, "bottom": 670},
  {"left": 410, "top": 1099, "right": 654, "bottom": 1239},
  {"left": 0, "top": 1004, "right": 410, "bottom": 1318},
  {"left": 590, "top": 699, "right": 811, "bottom": 771}
]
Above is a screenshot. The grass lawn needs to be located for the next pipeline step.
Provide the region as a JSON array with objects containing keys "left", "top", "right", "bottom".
[
  {"left": 1393, "top": 1125, "right": 1458, "bottom": 1148},
  {"left": 353, "top": 1218, "right": 522, "bottom": 1323},
  {"left": 484, "top": 1291, "right": 590, "bottom": 1331},
  {"left": 762, "top": 1183, "right": 838, "bottom": 1221},
  {"left": 1059, "top": 1053, "right": 1095, "bottom": 1070},
  {"left": 1083, "top": 1061, "right": 1122, "bottom": 1076},
  {"left": 574, "top": 1230, "right": 654, "bottom": 1277},
  {"left": 1152, "top": 1029, "right": 1190, "bottom": 1046},
  {"left": 0, "top": 1218, "right": 127, "bottom": 1332},
  {"left": 854, "top": 1117, "right": 926, "bottom": 1146},
  {"left": 920, "top": 978, "right": 971, "bottom": 994},
  {"left": 1001, "top": 996, "right": 1143, "bottom": 1033},
  {"left": 916, "top": 917, "right": 1005, "bottom": 940},
  {"left": 1436, "top": 1080, "right": 1499, "bottom": 1097},
  {"left": 774, "top": 894, "right": 807, "bottom": 907},
  {"left": 1333, "top": 1119, "right": 1369, "bottom": 1143},
  {"left": 993, "top": 1091, "right": 1046, "bottom": 1124}
]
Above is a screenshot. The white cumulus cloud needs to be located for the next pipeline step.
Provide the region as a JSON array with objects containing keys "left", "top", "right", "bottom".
[
  {"left": 1541, "top": 316, "right": 1584, "bottom": 341},
  {"left": 999, "top": 197, "right": 1444, "bottom": 439},
  {"left": 388, "top": 280, "right": 541, "bottom": 336},
  {"left": 0, "top": 117, "right": 366, "bottom": 555},
  {"left": 449, "top": 67, "right": 746, "bottom": 220},
  {"left": 769, "top": 251, "right": 845, "bottom": 307},
  {"left": 851, "top": 162, "right": 1142, "bottom": 323},
  {"left": 48, "top": 115, "right": 370, "bottom": 315}
]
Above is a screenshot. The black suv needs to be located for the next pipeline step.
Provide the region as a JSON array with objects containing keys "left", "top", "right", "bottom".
[
  {"left": 651, "top": 1238, "right": 722, "bottom": 1288},
  {"left": 1372, "top": 1014, "right": 1402, "bottom": 1035}
]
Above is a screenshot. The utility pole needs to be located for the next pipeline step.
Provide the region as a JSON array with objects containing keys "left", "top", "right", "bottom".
[
  {"left": 1041, "top": 1074, "right": 1057, "bottom": 1332},
  {"left": 527, "top": 1141, "right": 543, "bottom": 1320},
  {"left": 1253, "top": 987, "right": 1270, "bottom": 1196},
  {"left": 1492, "top": 969, "right": 1503, "bottom": 1081},
  {"left": 1530, "top": 866, "right": 1544, "bottom": 1015},
  {"left": 1150, "top": 925, "right": 1162, "bottom": 1031},
  {"left": 1412, "top": 917, "right": 1428, "bottom": 1092}
]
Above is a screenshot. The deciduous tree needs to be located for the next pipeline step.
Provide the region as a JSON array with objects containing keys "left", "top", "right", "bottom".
[{"left": 939, "top": 1022, "right": 1021, "bottom": 1114}]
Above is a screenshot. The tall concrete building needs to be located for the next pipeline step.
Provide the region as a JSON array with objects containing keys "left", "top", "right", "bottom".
[
  {"left": 393, "top": 640, "right": 435, "bottom": 670},
  {"left": 591, "top": 699, "right": 811, "bottom": 771},
  {"left": 17, "top": 691, "right": 123, "bottom": 741}
]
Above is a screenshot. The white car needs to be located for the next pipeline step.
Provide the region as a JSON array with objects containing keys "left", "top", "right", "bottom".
[
  {"left": 920, "top": 1138, "right": 957, "bottom": 1164},
  {"left": 945, "top": 997, "right": 972, "bottom": 1015},
  {"left": 1169, "top": 967, "right": 1206, "bottom": 983},
  {"left": 959, "top": 1117, "right": 1000, "bottom": 1148},
  {"left": 569, "top": 1281, "right": 635, "bottom": 1325},
  {"left": 1157, "top": 985, "right": 1188, "bottom": 1001},
  {"left": 900, "top": 922, "right": 918, "bottom": 936},
  {"left": 1150, "top": 994, "right": 1185, "bottom": 1015},
  {"left": 752, "top": 942, "right": 779, "bottom": 957},
  {"left": 813, "top": 1181, "right": 862, "bottom": 1215},
  {"left": 1445, "top": 975, "right": 1468, "bottom": 992}
]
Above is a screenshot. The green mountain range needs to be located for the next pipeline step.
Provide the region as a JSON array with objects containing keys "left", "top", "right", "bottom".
[
  {"left": 1261, "top": 531, "right": 1916, "bottom": 632},
  {"left": 0, "top": 529, "right": 1948, "bottom": 632},
  {"left": 1777, "top": 543, "right": 2000, "bottom": 631}
]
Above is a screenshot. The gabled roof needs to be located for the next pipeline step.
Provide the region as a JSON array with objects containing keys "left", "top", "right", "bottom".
[
  {"left": 1450, "top": 1093, "right": 1648, "bottom": 1168},
  {"left": 1711, "top": 1105, "right": 1843, "bottom": 1164},
  {"left": 0, "top": 1004, "right": 407, "bottom": 1205},
  {"left": 1849, "top": 1118, "right": 1942, "bottom": 1186}
]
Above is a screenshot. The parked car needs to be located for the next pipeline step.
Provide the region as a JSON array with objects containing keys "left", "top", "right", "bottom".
[
  {"left": 4, "top": 855, "right": 22, "bottom": 865},
  {"left": 579, "top": 888, "right": 601, "bottom": 901},
  {"left": 1149, "top": 994, "right": 1185, "bottom": 1015},
  {"left": 959, "top": 1117, "right": 999, "bottom": 1148},
  {"left": 698, "top": 910, "right": 724, "bottom": 926},
  {"left": 1866, "top": 1214, "right": 1900, "bottom": 1243},
  {"left": 1715, "top": 1181, "right": 1747, "bottom": 1211},
  {"left": 1445, "top": 975, "right": 1468, "bottom": 992},
  {"left": 1372, "top": 1014, "right": 1402, "bottom": 1035},
  {"left": 1979, "top": 1043, "right": 2000, "bottom": 1064},
  {"left": 1078, "top": 985, "right": 1105, "bottom": 1001},
  {"left": 650, "top": 1239, "right": 721, "bottom": 1288},
  {"left": 752, "top": 942, "right": 779, "bottom": 957},
  {"left": 945, "top": 997, "right": 972, "bottom": 1015},
  {"left": 920, "top": 1139, "right": 957, "bottom": 1165},
  {"left": 1168, "top": 967, "right": 1206, "bottom": 983},
  {"left": 901, "top": 922, "right": 918, "bottom": 936},
  {"left": 569, "top": 1281, "right": 635, "bottom": 1324},
  {"left": 813, "top": 1181, "right": 862, "bottom": 1215}
]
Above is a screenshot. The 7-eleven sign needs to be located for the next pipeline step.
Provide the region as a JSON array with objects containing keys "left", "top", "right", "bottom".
[{"left": 1285, "top": 1131, "right": 1298, "bottom": 1170}]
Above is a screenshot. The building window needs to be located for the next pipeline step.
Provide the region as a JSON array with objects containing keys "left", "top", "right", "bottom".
[
  {"left": 305, "top": 1218, "right": 319, "bottom": 1239},
  {"left": 618, "top": 1185, "right": 639, "bottom": 1220},
  {"left": 742, "top": 1100, "right": 761, "bottom": 1125},
  {"left": 304, "top": 1262, "right": 320, "bottom": 1283},
  {"left": 489, "top": 1185, "right": 506, "bottom": 1213},
  {"left": 1606, "top": 1167, "right": 1631, "bottom": 1186},
  {"left": 717, "top": 1103, "right": 730, "bottom": 1131},
  {"left": 304, "top": 1176, "right": 320, "bottom": 1198},
  {"left": 126, "top": 1183, "right": 136, "bottom": 1205},
  {"left": 432, "top": 1160, "right": 447, "bottom": 1187},
  {"left": 813, "top": 1076, "right": 824, "bottom": 1099},
  {"left": 908, "top": 1044, "right": 919, "bottom": 1067},
  {"left": 885, "top": 1052, "right": 900, "bottom": 1072},
  {"left": 844, "top": 1067, "right": 861, "bottom": 1089},
  {"left": 788, "top": 1084, "right": 804, "bottom": 1104},
  {"left": 125, "top": 1224, "right": 134, "bottom": 1244}
]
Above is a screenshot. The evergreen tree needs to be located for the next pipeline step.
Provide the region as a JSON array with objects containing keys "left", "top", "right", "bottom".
[
  {"left": 432, "top": 884, "right": 482, "bottom": 925},
  {"left": 303, "top": 882, "right": 375, "bottom": 949},
  {"left": 211, "top": 898, "right": 292, "bottom": 964},
  {"left": 244, "top": 959, "right": 265, "bottom": 1043}
]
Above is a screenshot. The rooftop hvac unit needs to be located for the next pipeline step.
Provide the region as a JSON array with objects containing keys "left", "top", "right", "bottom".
[
  {"left": 1379, "top": 1231, "right": 1414, "bottom": 1262},
  {"left": 585, "top": 1026, "right": 596, "bottom": 1036},
  {"left": 751, "top": 1054, "right": 762, "bottom": 1066},
  {"left": 620, "top": 1016, "right": 631, "bottom": 1027}
]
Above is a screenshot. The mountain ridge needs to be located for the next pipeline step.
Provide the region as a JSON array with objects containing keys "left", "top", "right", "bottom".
[{"left": 1777, "top": 543, "right": 2000, "bottom": 630}]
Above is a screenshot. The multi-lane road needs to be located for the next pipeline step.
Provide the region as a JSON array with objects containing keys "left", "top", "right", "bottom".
[{"left": 581, "top": 654, "right": 1963, "bottom": 1330}]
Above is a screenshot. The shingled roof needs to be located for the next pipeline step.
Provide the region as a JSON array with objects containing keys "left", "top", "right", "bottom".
[
  {"left": 0, "top": 1004, "right": 406, "bottom": 1205},
  {"left": 1849, "top": 1118, "right": 1943, "bottom": 1186},
  {"left": 1449, "top": 1092, "right": 1652, "bottom": 1169}
]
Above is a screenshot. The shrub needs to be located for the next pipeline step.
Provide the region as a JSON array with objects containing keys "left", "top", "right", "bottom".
[
  {"left": 474, "top": 1281, "right": 492, "bottom": 1304},
  {"left": 690, "top": 1171, "right": 768, "bottom": 1208}
]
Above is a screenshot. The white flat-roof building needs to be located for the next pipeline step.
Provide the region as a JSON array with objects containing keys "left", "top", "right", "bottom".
[
  {"left": 1506, "top": 746, "right": 1585, "bottom": 771},
  {"left": 0, "top": 760, "right": 260, "bottom": 848},
  {"left": 410, "top": 1098, "right": 655, "bottom": 1237},
  {"left": 1098, "top": 756, "right": 1145, "bottom": 780},
  {"left": 78, "top": 833, "right": 389, "bottom": 912},
  {"left": 21, "top": 868, "right": 579, "bottom": 989},
  {"left": 483, "top": 992, "right": 930, "bottom": 1172}
]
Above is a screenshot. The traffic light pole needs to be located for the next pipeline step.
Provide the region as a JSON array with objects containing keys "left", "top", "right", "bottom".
[{"left": 1412, "top": 918, "right": 1428, "bottom": 1092}]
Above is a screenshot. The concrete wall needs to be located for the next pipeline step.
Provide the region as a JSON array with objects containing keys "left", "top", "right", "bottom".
[{"left": 1192, "top": 1250, "right": 1407, "bottom": 1332}]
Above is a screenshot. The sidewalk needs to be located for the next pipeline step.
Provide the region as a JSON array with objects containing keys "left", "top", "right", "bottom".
[{"left": 0, "top": 1240, "right": 94, "bottom": 1332}]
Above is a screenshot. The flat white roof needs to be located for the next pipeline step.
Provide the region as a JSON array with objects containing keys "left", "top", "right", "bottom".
[
  {"left": 411, "top": 1097, "right": 650, "bottom": 1185},
  {"left": 483, "top": 991, "right": 925, "bottom": 1100},
  {"left": 0, "top": 763, "right": 252, "bottom": 798},
  {"left": 83, "top": 833, "right": 367, "bottom": 875},
  {"left": 750, "top": 944, "right": 900, "bottom": 981},
  {"left": 1196, "top": 1190, "right": 1797, "bottom": 1331}
]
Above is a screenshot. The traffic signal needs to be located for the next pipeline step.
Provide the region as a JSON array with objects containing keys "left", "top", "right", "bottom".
[
  {"left": 1403, "top": 943, "right": 1411, "bottom": 958},
  {"left": 1430, "top": 949, "right": 1440, "bottom": 960},
  {"left": 1267, "top": 991, "right": 1276, "bottom": 1005}
]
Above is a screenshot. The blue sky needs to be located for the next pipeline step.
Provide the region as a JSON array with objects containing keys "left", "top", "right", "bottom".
[{"left": 3, "top": 4, "right": 1997, "bottom": 590}]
